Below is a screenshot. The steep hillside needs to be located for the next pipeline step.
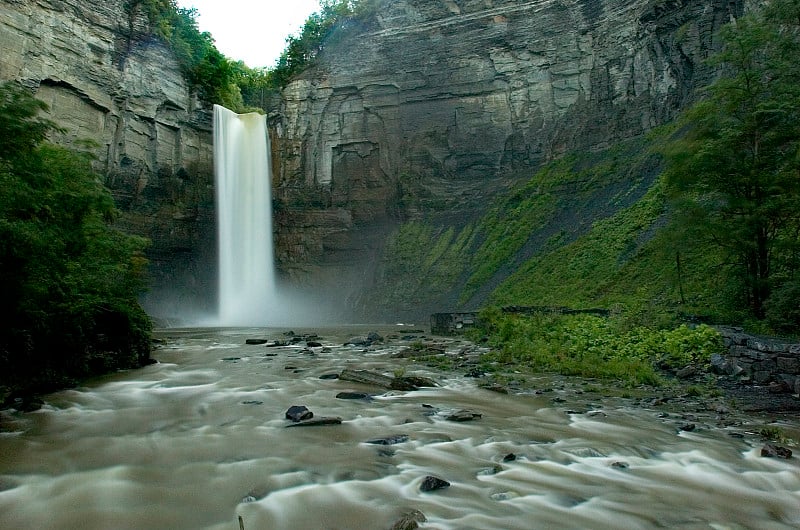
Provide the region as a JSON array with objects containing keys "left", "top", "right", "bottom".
[{"left": 272, "top": 0, "right": 745, "bottom": 319}]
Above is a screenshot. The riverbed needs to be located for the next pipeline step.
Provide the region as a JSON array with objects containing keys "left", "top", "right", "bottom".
[{"left": 1, "top": 327, "right": 798, "bottom": 529}]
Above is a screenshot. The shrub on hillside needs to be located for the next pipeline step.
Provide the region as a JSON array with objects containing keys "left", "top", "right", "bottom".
[{"left": 0, "top": 82, "right": 151, "bottom": 393}]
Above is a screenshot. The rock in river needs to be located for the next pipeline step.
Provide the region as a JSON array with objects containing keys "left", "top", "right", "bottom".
[
  {"left": 761, "top": 443, "right": 793, "bottom": 459},
  {"left": 390, "top": 509, "right": 427, "bottom": 530},
  {"left": 285, "top": 405, "right": 313, "bottom": 422},
  {"left": 285, "top": 417, "right": 343, "bottom": 428},
  {"left": 420, "top": 476, "right": 450, "bottom": 492},
  {"left": 365, "top": 434, "right": 409, "bottom": 445},
  {"left": 336, "top": 392, "right": 372, "bottom": 400},
  {"left": 445, "top": 409, "right": 482, "bottom": 422}
]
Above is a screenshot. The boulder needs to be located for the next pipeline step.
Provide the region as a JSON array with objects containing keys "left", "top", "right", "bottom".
[
  {"left": 445, "top": 409, "right": 482, "bottom": 422},
  {"left": 285, "top": 405, "right": 313, "bottom": 422},
  {"left": 419, "top": 476, "right": 450, "bottom": 492},
  {"left": 761, "top": 443, "right": 792, "bottom": 459},
  {"left": 390, "top": 510, "right": 426, "bottom": 530}
]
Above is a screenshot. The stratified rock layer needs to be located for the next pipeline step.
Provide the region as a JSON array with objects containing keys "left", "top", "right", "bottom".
[
  {"left": 272, "top": 0, "right": 744, "bottom": 316},
  {"left": 0, "top": 0, "right": 215, "bottom": 317}
]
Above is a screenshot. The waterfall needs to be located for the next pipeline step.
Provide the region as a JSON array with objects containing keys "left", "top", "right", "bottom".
[{"left": 213, "top": 104, "right": 275, "bottom": 326}]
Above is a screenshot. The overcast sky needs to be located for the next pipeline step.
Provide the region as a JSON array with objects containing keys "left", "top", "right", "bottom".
[{"left": 175, "top": 0, "right": 321, "bottom": 68}]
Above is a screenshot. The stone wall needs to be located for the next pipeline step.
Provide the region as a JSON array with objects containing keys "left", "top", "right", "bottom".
[
  {"left": 0, "top": 0, "right": 216, "bottom": 318},
  {"left": 717, "top": 327, "right": 800, "bottom": 395}
]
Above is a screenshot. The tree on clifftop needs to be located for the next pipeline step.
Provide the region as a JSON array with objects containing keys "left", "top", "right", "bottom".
[
  {"left": 0, "top": 82, "right": 151, "bottom": 393},
  {"left": 664, "top": 0, "right": 800, "bottom": 323}
]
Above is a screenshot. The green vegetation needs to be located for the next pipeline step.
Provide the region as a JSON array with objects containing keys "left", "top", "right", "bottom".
[
  {"left": 269, "top": 0, "right": 375, "bottom": 89},
  {"left": 663, "top": 0, "right": 800, "bottom": 323},
  {"left": 0, "top": 82, "right": 151, "bottom": 395},
  {"left": 124, "top": 0, "right": 247, "bottom": 109},
  {"left": 123, "top": 1, "right": 377, "bottom": 110},
  {"left": 462, "top": 140, "right": 658, "bottom": 305},
  {"left": 475, "top": 309, "right": 724, "bottom": 387},
  {"left": 378, "top": 221, "right": 475, "bottom": 308}
]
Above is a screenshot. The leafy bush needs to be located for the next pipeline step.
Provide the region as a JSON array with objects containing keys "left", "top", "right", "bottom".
[
  {"left": 269, "top": 0, "right": 376, "bottom": 89},
  {"left": 0, "top": 82, "right": 151, "bottom": 393},
  {"left": 475, "top": 309, "right": 724, "bottom": 386}
]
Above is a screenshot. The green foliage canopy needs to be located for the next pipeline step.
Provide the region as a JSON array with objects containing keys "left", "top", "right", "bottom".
[
  {"left": 663, "top": 0, "right": 800, "bottom": 319},
  {"left": 0, "top": 82, "right": 151, "bottom": 392}
]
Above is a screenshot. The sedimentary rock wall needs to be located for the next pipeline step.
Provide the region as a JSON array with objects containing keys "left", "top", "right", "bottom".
[
  {"left": 0, "top": 0, "right": 215, "bottom": 317},
  {"left": 272, "top": 0, "right": 745, "bottom": 315}
]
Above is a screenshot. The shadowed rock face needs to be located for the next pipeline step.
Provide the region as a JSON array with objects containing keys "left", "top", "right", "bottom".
[
  {"left": 271, "top": 0, "right": 745, "bottom": 316},
  {"left": 0, "top": 0, "right": 748, "bottom": 322},
  {"left": 278, "top": 0, "right": 743, "bottom": 190},
  {"left": 0, "top": 0, "right": 216, "bottom": 318}
]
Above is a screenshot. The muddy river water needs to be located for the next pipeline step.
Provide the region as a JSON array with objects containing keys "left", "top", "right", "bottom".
[{"left": 1, "top": 327, "right": 799, "bottom": 529}]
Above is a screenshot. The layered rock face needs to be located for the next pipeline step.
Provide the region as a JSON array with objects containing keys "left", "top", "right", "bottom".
[
  {"left": 0, "top": 0, "right": 215, "bottom": 318},
  {"left": 273, "top": 0, "right": 744, "bottom": 317}
]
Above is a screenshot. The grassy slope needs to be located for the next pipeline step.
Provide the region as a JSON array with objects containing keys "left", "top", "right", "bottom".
[{"left": 375, "top": 135, "right": 737, "bottom": 323}]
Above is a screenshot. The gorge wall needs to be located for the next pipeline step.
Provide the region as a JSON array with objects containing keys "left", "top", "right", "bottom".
[
  {"left": 0, "top": 0, "right": 215, "bottom": 319},
  {"left": 0, "top": 0, "right": 749, "bottom": 323},
  {"left": 272, "top": 0, "right": 746, "bottom": 319}
]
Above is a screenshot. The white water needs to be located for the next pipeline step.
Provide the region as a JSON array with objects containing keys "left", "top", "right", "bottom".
[
  {"left": 1, "top": 328, "right": 799, "bottom": 529},
  {"left": 214, "top": 105, "right": 275, "bottom": 326}
]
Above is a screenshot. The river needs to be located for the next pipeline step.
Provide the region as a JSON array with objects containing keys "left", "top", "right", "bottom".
[{"left": 1, "top": 327, "right": 798, "bottom": 529}]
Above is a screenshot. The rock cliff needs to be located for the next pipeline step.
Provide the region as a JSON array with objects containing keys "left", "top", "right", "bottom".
[
  {"left": 0, "top": 0, "right": 215, "bottom": 318},
  {"left": 272, "top": 0, "right": 745, "bottom": 318},
  {"left": 0, "top": 0, "right": 750, "bottom": 322}
]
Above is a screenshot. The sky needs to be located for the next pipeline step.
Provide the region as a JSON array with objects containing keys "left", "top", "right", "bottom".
[{"left": 175, "top": 0, "right": 322, "bottom": 68}]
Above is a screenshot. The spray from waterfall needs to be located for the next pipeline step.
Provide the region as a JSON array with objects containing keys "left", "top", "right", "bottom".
[{"left": 213, "top": 105, "right": 275, "bottom": 326}]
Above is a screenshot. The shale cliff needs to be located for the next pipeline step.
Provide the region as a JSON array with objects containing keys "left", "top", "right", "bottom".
[
  {"left": 0, "top": 0, "right": 749, "bottom": 322},
  {"left": 0, "top": 0, "right": 215, "bottom": 317},
  {"left": 272, "top": 0, "right": 745, "bottom": 318}
]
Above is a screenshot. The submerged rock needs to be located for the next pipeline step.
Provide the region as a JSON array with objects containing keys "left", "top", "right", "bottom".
[
  {"left": 245, "top": 339, "right": 268, "bottom": 345},
  {"left": 285, "top": 405, "right": 313, "bottom": 422},
  {"left": 335, "top": 392, "right": 372, "bottom": 400},
  {"left": 390, "top": 509, "right": 427, "bottom": 530},
  {"left": 445, "top": 409, "right": 482, "bottom": 422},
  {"left": 420, "top": 476, "right": 450, "bottom": 492},
  {"left": 365, "top": 434, "right": 409, "bottom": 445},
  {"left": 285, "top": 417, "right": 343, "bottom": 428}
]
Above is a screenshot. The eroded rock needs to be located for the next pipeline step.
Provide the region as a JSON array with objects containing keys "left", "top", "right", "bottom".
[
  {"left": 419, "top": 476, "right": 450, "bottom": 492},
  {"left": 285, "top": 405, "right": 313, "bottom": 422}
]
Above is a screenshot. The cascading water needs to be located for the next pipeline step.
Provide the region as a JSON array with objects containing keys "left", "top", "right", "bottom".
[{"left": 213, "top": 104, "right": 275, "bottom": 326}]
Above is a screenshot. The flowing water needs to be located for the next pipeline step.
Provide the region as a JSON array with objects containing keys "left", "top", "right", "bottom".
[
  {"left": 1, "top": 327, "right": 799, "bottom": 530},
  {"left": 214, "top": 105, "right": 275, "bottom": 326}
]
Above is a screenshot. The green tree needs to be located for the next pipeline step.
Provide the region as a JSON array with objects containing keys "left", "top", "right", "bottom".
[
  {"left": 0, "top": 82, "right": 151, "bottom": 393},
  {"left": 269, "top": 0, "right": 372, "bottom": 88},
  {"left": 664, "top": 0, "right": 800, "bottom": 319}
]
